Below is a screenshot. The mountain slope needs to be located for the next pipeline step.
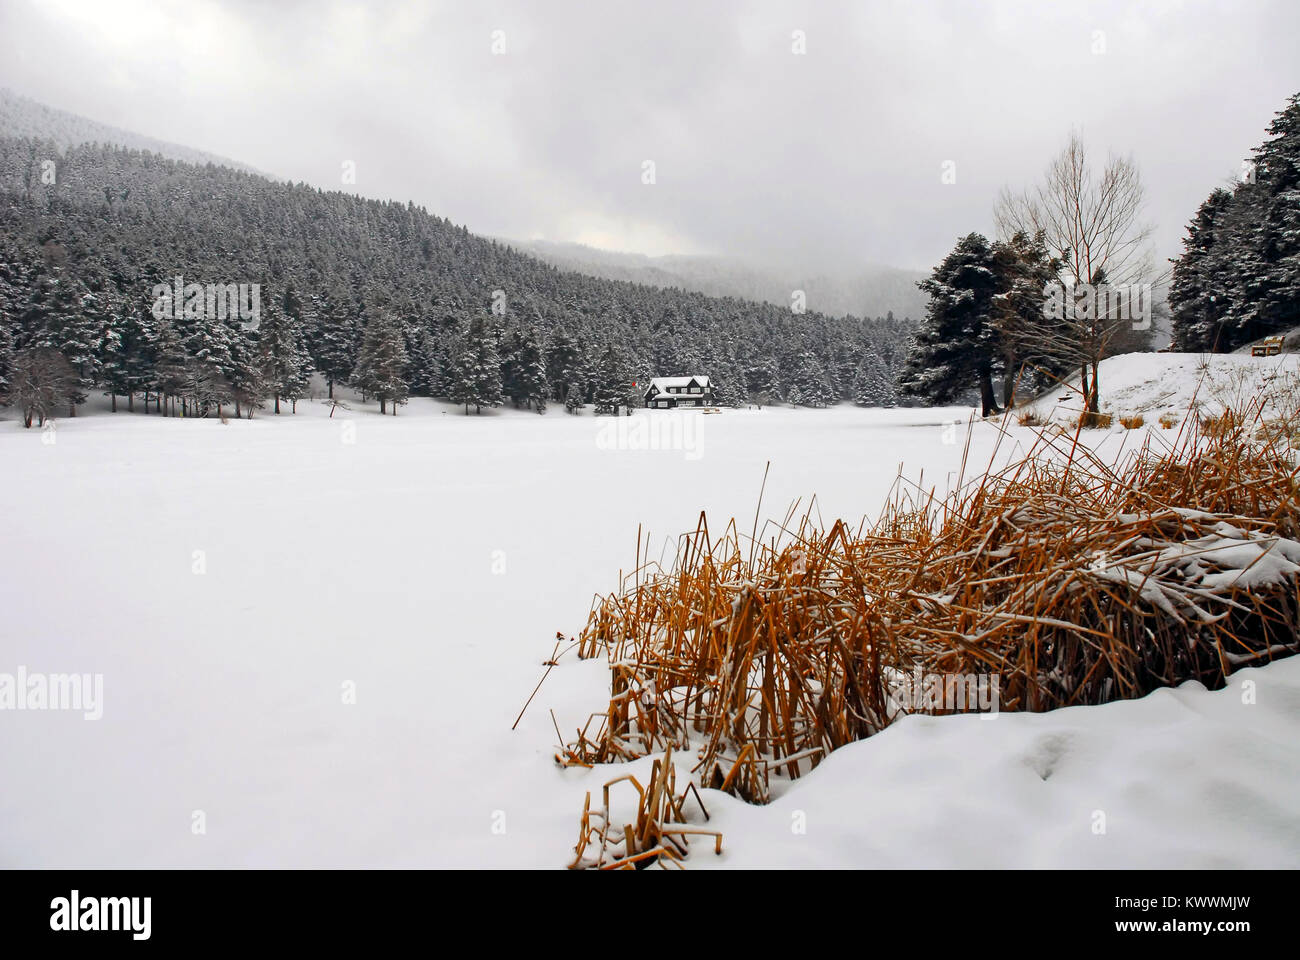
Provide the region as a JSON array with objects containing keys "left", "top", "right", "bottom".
[
  {"left": 0, "top": 88, "right": 266, "bottom": 176},
  {"left": 0, "top": 132, "right": 916, "bottom": 414}
]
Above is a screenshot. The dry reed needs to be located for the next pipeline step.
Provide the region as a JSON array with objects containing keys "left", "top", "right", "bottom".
[{"left": 546, "top": 399, "right": 1300, "bottom": 864}]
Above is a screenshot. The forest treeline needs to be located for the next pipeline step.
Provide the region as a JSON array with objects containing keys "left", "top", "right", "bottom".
[{"left": 0, "top": 136, "right": 914, "bottom": 424}]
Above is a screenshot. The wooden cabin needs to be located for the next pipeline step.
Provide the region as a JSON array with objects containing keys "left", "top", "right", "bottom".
[
  {"left": 644, "top": 376, "right": 713, "bottom": 408},
  {"left": 1252, "top": 335, "right": 1285, "bottom": 357}
]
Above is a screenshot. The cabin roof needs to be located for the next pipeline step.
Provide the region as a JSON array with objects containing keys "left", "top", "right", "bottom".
[{"left": 646, "top": 376, "right": 710, "bottom": 393}]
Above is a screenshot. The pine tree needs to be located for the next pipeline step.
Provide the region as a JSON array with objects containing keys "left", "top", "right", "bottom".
[
  {"left": 150, "top": 317, "right": 191, "bottom": 417},
  {"left": 228, "top": 324, "right": 266, "bottom": 418},
  {"left": 1170, "top": 92, "right": 1300, "bottom": 351},
  {"left": 500, "top": 323, "right": 548, "bottom": 411},
  {"left": 258, "top": 287, "right": 314, "bottom": 414},
  {"left": 447, "top": 315, "right": 502, "bottom": 414},
  {"left": 0, "top": 314, "right": 14, "bottom": 403},
  {"left": 564, "top": 382, "right": 585, "bottom": 414},
  {"left": 786, "top": 351, "right": 836, "bottom": 407},
  {"left": 1169, "top": 189, "right": 1236, "bottom": 350},
  {"left": 853, "top": 354, "right": 891, "bottom": 406},
  {"left": 592, "top": 341, "right": 632, "bottom": 415},
  {"left": 989, "top": 230, "right": 1066, "bottom": 407},
  {"left": 309, "top": 292, "right": 358, "bottom": 398},
  {"left": 745, "top": 357, "right": 781, "bottom": 408},
  {"left": 407, "top": 326, "right": 443, "bottom": 397},
  {"left": 23, "top": 267, "right": 101, "bottom": 416},
  {"left": 1229, "top": 91, "right": 1300, "bottom": 342},
  {"left": 898, "top": 233, "right": 1003, "bottom": 416},
  {"left": 544, "top": 326, "right": 584, "bottom": 403},
  {"left": 352, "top": 312, "right": 410, "bottom": 414}
]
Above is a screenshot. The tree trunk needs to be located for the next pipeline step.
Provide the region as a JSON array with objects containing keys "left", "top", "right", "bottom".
[
  {"left": 328, "top": 379, "right": 334, "bottom": 400},
  {"left": 1001, "top": 364, "right": 1019, "bottom": 409},
  {"left": 380, "top": 398, "right": 386, "bottom": 414},
  {"left": 235, "top": 400, "right": 242, "bottom": 419},
  {"left": 1088, "top": 360, "right": 1100, "bottom": 413},
  {"left": 69, "top": 403, "right": 76, "bottom": 417},
  {"left": 978, "top": 370, "right": 1001, "bottom": 418},
  {"left": 127, "top": 393, "right": 134, "bottom": 412},
  {"left": 274, "top": 395, "right": 281, "bottom": 415},
  {"left": 110, "top": 394, "right": 117, "bottom": 413}
]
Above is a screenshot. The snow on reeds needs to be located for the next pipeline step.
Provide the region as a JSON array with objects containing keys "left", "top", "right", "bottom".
[{"left": 548, "top": 396, "right": 1300, "bottom": 866}]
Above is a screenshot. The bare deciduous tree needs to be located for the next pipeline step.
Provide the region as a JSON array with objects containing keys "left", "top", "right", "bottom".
[
  {"left": 8, "top": 347, "right": 77, "bottom": 428},
  {"left": 995, "top": 134, "right": 1162, "bottom": 412}
]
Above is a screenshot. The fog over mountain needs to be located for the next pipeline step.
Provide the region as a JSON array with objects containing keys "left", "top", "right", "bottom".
[
  {"left": 513, "top": 240, "right": 928, "bottom": 321},
  {"left": 0, "top": 88, "right": 264, "bottom": 176}
]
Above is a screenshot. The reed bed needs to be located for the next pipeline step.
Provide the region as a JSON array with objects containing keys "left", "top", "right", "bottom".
[
  {"left": 548, "top": 401, "right": 1300, "bottom": 864},
  {"left": 568, "top": 747, "right": 722, "bottom": 870}
]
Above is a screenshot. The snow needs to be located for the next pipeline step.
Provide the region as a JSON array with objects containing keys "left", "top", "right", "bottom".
[
  {"left": 1, "top": 395, "right": 1297, "bottom": 867},
  {"left": 697, "top": 658, "right": 1300, "bottom": 868},
  {"left": 1027, "top": 350, "right": 1300, "bottom": 423}
]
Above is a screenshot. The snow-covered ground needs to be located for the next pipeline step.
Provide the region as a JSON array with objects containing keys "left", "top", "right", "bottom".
[
  {"left": 1, "top": 388, "right": 1296, "bottom": 867},
  {"left": 1027, "top": 350, "right": 1300, "bottom": 426}
]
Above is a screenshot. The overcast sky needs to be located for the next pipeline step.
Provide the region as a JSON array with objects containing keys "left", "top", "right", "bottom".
[{"left": 2, "top": 0, "right": 1298, "bottom": 272}]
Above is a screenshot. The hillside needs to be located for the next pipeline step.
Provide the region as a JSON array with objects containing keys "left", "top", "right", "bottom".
[
  {"left": 0, "top": 131, "right": 915, "bottom": 416},
  {"left": 1027, "top": 349, "right": 1300, "bottom": 424},
  {"left": 0, "top": 88, "right": 266, "bottom": 176}
]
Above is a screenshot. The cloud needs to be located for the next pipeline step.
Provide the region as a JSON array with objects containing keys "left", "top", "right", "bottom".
[{"left": 2, "top": 0, "right": 1297, "bottom": 270}]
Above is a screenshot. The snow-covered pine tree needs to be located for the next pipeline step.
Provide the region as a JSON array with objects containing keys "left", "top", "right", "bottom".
[
  {"left": 745, "top": 357, "right": 781, "bottom": 408},
  {"left": 853, "top": 354, "right": 891, "bottom": 406},
  {"left": 592, "top": 341, "right": 632, "bottom": 415},
  {"left": 989, "top": 230, "right": 1066, "bottom": 408},
  {"left": 228, "top": 324, "right": 266, "bottom": 419},
  {"left": 500, "top": 323, "right": 548, "bottom": 411},
  {"left": 1229, "top": 91, "right": 1300, "bottom": 343},
  {"left": 23, "top": 267, "right": 101, "bottom": 416},
  {"left": 447, "top": 315, "right": 502, "bottom": 414},
  {"left": 258, "top": 286, "right": 314, "bottom": 414},
  {"left": 786, "top": 350, "right": 836, "bottom": 407},
  {"left": 898, "top": 232, "right": 1003, "bottom": 416},
  {"left": 1170, "top": 92, "right": 1300, "bottom": 351},
  {"left": 308, "top": 291, "right": 358, "bottom": 399},
  {"left": 564, "top": 382, "right": 585, "bottom": 414},
  {"left": 1169, "top": 189, "right": 1235, "bottom": 351},
  {"left": 181, "top": 309, "right": 236, "bottom": 415},
  {"left": 544, "top": 326, "right": 583, "bottom": 404},
  {"left": 352, "top": 311, "right": 410, "bottom": 414},
  {"left": 149, "top": 316, "right": 191, "bottom": 417},
  {"left": 0, "top": 313, "right": 14, "bottom": 403},
  {"left": 407, "top": 326, "right": 443, "bottom": 397}
]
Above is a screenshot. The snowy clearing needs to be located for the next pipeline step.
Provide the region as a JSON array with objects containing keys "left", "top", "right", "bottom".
[
  {"left": 1027, "top": 350, "right": 1300, "bottom": 425},
  {"left": 1, "top": 394, "right": 1296, "bottom": 868}
]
